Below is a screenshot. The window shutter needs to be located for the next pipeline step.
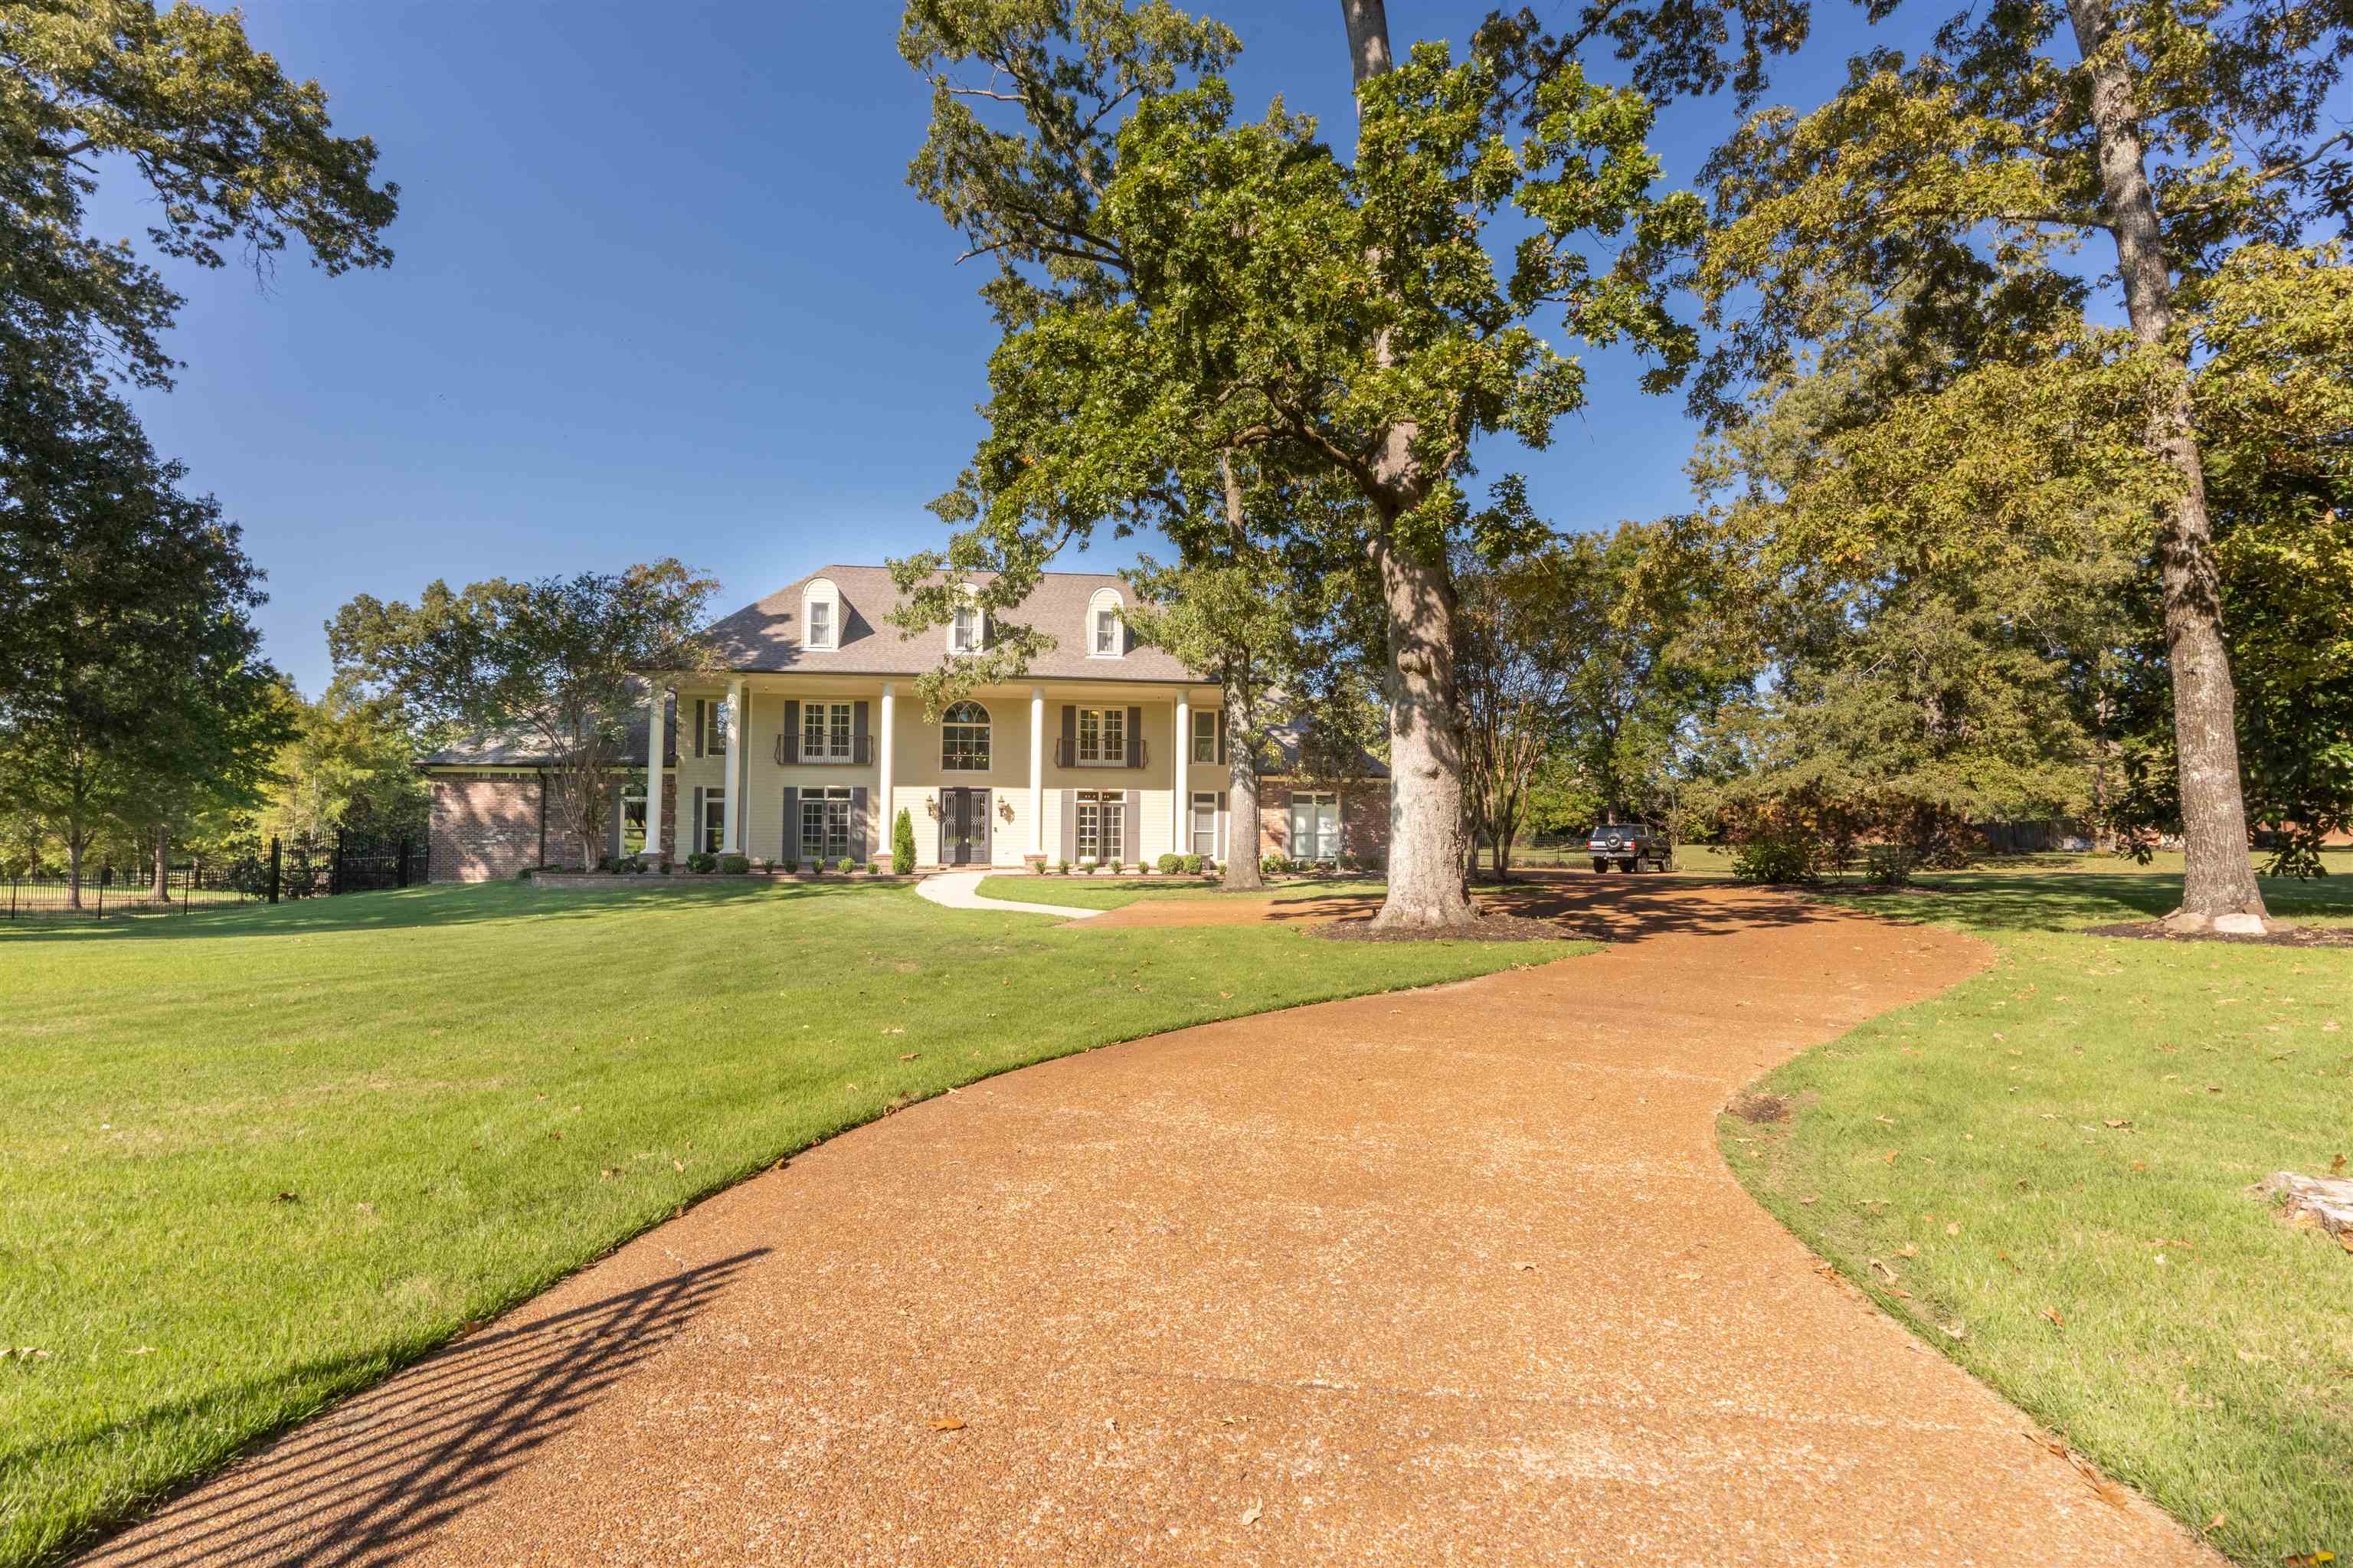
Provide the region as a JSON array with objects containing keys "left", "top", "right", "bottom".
[
  {"left": 780, "top": 787, "right": 799, "bottom": 864},
  {"left": 853, "top": 700, "right": 869, "bottom": 766},
  {"left": 849, "top": 787, "right": 868, "bottom": 863},
  {"left": 1216, "top": 710, "right": 1228, "bottom": 765},
  {"left": 692, "top": 787, "right": 705, "bottom": 853},
  {"left": 1059, "top": 705, "right": 1076, "bottom": 768},
  {"left": 781, "top": 699, "right": 800, "bottom": 764},
  {"left": 1126, "top": 706, "right": 1144, "bottom": 769},
  {"left": 694, "top": 701, "right": 705, "bottom": 758}
]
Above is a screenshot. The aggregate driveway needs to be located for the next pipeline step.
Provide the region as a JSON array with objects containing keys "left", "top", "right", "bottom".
[{"left": 82, "top": 877, "right": 2220, "bottom": 1566}]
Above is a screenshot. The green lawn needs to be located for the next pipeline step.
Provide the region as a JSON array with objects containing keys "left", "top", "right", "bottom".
[
  {"left": 1722, "top": 861, "right": 2353, "bottom": 1565},
  {"left": 2, "top": 879, "right": 1588, "bottom": 1567},
  {"left": 974, "top": 872, "right": 1379, "bottom": 910}
]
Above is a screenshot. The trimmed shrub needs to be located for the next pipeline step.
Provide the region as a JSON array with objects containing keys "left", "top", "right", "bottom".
[
  {"left": 1180, "top": 854, "right": 1203, "bottom": 875},
  {"left": 865, "top": 859, "right": 879, "bottom": 876},
  {"left": 892, "top": 807, "right": 917, "bottom": 874},
  {"left": 1157, "top": 853, "right": 1181, "bottom": 874},
  {"left": 836, "top": 856, "right": 855, "bottom": 874},
  {"left": 719, "top": 853, "right": 751, "bottom": 875},
  {"left": 687, "top": 851, "right": 716, "bottom": 874}
]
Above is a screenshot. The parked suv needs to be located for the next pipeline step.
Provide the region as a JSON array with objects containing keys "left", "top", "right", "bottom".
[{"left": 1587, "top": 821, "right": 1671, "bottom": 873}]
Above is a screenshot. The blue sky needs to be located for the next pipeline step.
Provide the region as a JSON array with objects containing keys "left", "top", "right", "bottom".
[{"left": 93, "top": 2, "right": 1918, "bottom": 698}]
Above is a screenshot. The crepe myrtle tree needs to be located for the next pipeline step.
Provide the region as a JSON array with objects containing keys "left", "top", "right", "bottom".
[
  {"left": 893, "top": 0, "right": 1700, "bottom": 928},
  {"left": 329, "top": 562, "right": 720, "bottom": 874}
]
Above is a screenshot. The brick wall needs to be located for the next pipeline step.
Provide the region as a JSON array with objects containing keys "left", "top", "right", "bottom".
[
  {"left": 1257, "top": 781, "right": 1391, "bottom": 866},
  {"left": 429, "top": 772, "right": 544, "bottom": 882}
]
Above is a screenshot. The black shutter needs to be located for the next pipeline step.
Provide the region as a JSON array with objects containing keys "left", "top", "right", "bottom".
[
  {"left": 781, "top": 699, "right": 800, "bottom": 764},
  {"left": 694, "top": 700, "right": 705, "bottom": 758},
  {"left": 853, "top": 701, "right": 869, "bottom": 766},
  {"left": 692, "top": 787, "right": 705, "bottom": 854},
  {"left": 1126, "top": 706, "right": 1144, "bottom": 769},
  {"left": 1059, "top": 705, "right": 1077, "bottom": 768},
  {"left": 781, "top": 787, "right": 800, "bottom": 865},
  {"left": 850, "top": 787, "right": 869, "bottom": 863},
  {"left": 1216, "top": 710, "right": 1228, "bottom": 765}
]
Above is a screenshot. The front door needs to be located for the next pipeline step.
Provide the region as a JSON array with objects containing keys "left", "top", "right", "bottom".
[{"left": 944, "top": 788, "right": 991, "bottom": 866}]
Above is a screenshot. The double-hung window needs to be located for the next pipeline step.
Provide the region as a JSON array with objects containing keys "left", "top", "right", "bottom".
[
  {"left": 1289, "top": 791, "right": 1340, "bottom": 862},
  {"left": 799, "top": 786, "right": 853, "bottom": 864},
  {"left": 1076, "top": 706, "right": 1125, "bottom": 765},
  {"left": 1076, "top": 790, "right": 1124, "bottom": 863},
  {"left": 1192, "top": 709, "right": 1217, "bottom": 764},
  {"left": 700, "top": 788, "right": 727, "bottom": 855},
  {"left": 701, "top": 699, "right": 728, "bottom": 757},
  {"left": 1093, "top": 608, "right": 1119, "bottom": 656},
  {"left": 951, "top": 604, "right": 981, "bottom": 653},
  {"left": 1190, "top": 791, "right": 1219, "bottom": 860},
  {"left": 801, "top": 701, "right": 854, "bottom": 763},
  {"left": 806, "top": 599, "right": 833, "bottom": 648}
]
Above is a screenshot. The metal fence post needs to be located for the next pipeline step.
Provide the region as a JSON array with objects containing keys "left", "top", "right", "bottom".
[
  {"left": 269, "top": 837, "right": 281, "bottom": 905},
  {"left": 397, "top": 835, "right": 410, "bottom": 889}
]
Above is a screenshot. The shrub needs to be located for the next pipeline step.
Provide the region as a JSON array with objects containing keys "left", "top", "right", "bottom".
[
  {"left": 830, "top": 856, "right": 849, "bottom": 874},
  {"left": 1083, "top": 859, "right": 1098, "bottom": 875},
  {"left": 1730, "top": 833, "right": 1821, "bottom": 885},
  {"left": 892, "top": 807, "right": 917, "bottom": 874},
  {"left": 1339, "top": 853, "right": 1358, "bottom": 872},
  {"left": 865, "top": 859, "right": 879, "bottom": 876},
  {"left": 686, "top": 851, "right": 716, "bottom": 873},
  {"left": 1157, "top": 853, "right": 1180, "bottom": 874},
  {"left": 1180, "top": 854, "right": 1203, "bottom": 875},
  {"left": 1030, "top": 859, "right": 1047, "bottom": 875},
  {"left": 514, "top": 867, "right": 533, "bottom": 882},
  {"left": 1261, "top": 853, "right": 1292, "bottom": 877},
  {"left": 1057, "top": 859, "right": 1071, "bottom": 876},
  {"left": 1864, "top": 843, "right": 1920, "bottom": 886},
  {"left": 805, "top": 859, "right": 822, "bottom": 876},
  {"left": 719, "top": 853, "right": 750, "bottom": 875},
  {"left": 659, "top": 861, "right": 673, "bottom": 876}
]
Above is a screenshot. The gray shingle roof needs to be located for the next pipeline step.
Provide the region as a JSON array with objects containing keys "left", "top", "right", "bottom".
[
  {"left": 416, "top": 692, "right": 674, "bottom": 769},
  {"left": 701, "top": 565, "right": 1200, "bottom": 682},
  {"left": 1261, "top": 720, "right": 1389, "bottom": 781}
]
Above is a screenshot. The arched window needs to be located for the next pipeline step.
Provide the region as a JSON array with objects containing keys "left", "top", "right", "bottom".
[
  {"left": 941, "top": 700, "right": 991, "bottom": 771},
  {"left": 801, "top": 578, "right": 841, "bottom": 650},
  {"left": 1086, "top": 587, "right": 1125, "bottom": 657}
]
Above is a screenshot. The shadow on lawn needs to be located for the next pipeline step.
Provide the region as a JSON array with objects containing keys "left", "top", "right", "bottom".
[
  {"left": 74, "top": 1249, "right": 766, "bottom": 1567},
  {"left": 1220, "top": 869, "right": 1862, "bottom": 944},
  {"left": 0, "top": 878, "right": 900, "bottom": 946}
]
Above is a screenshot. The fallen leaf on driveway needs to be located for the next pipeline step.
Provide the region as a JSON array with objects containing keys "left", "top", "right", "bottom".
[
  {"left": 929, "top": 1418, "right": 966, "bottom": 1432},
  {"left": 1240, "top": 1498, "right": 1263, "bottom": 1526}
]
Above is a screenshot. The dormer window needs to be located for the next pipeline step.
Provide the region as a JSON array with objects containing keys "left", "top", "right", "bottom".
[
  {"left": 952, "top": 603, "right": 981, "bottom": 653},
  {"left": 1086, "top": 587, "right": 1125, "bottom": 658},
  {"left": 801, "top": 578, "right": 841, "bottom": 650}
]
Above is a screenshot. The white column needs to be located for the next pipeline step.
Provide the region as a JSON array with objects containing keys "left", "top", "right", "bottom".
[
  {"left": 644, "top": 682, "right": 667, "bottom": 862},
  {"left": 1173, "top": 692, "right": 1190, "bottom": 858},
  {"left": 878, "top": 683, "right": 897, "bottom": 868},
  {"left": 721, "top": 677, "right": 744, "bottom": 854},
  {"left": 1029, "top": 686, "right": 1046, "bottom": 859}
]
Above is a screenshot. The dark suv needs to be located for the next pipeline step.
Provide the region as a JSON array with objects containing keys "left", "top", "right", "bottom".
[{"left": 1587, "top": 821, "right": 1671, "bottom": 873}]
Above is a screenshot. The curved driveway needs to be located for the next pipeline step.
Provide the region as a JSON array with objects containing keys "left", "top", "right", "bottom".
[{"left": 83, "top": 879, "right": 2217, "bottom": 1566}]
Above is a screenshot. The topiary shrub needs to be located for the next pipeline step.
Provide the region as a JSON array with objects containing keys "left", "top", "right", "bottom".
[
  {"left": 1157, "top": 853, "right": 1180, "bottom": 874},
  {"left": 719, "top": 853, "right": 750, "bottom": 875},
  {"left": 1180, "top": 854, "right": 1203, "bottom": 875},
  {"left": 892, "top": 807, "right": 917, "bottom": 875}
]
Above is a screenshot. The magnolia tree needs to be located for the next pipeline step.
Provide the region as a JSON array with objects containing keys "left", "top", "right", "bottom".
[
  {"left": 329, "top": 563, "right": 719, "bottom": 872},
  {"left": 892, "top": 0, "right": 1702, "bottom": 928}
]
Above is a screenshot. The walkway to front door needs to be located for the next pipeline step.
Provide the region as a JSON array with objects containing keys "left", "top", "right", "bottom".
[{"left": 940, "top": 787, "right": 990, "bottom": 866}]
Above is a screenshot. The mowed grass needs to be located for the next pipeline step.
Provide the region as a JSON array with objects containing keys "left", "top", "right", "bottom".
[
  {"left": 973, "top": 872, "right": 1378, "bottom": 910},
  {"left": 2, "top": 879, "right": 1588, "bottom": 1566},
  {"left": 1722, "top": 859, "right": 2353, "bottom": 1565}
]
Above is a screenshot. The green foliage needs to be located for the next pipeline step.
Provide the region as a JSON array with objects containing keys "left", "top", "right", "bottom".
[
  {"left": 330, "top": 563, "right": 718, "bottom": 872},
  {"left": 1261, "top": 853, "right": 1293, "bottom": 876},
  {"left": 866, "top": 860, "right": 879, "bottom": 876},
  {"left": 686, "top": 852, "right": 716, "bottom": 874},
  {"left": 1157, "top": 853, "right": 1180, "bottom": 874},
  {"left": 720, "top": 854, "right": 751, "bottom": 876},
  {"left": 1728, "top": 830, "right": 1823, "bottom": 885},
  {"left": 1180, "top": 853, "right": 1203, "bottom": 874},
  {"left": 254, "top": 685, "right": 428, "bottom": 847},
  {"left": 892, "top": 807, "right": 918, "bottom": 872}
]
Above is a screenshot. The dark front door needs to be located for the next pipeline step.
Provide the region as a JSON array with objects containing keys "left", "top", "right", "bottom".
[{"left": 944, "top": 788, "right": 991, "bottom": 866}]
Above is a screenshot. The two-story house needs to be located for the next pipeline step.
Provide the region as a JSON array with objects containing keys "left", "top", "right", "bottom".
[{"left": 419, "top": 566, "right": 1390, "bottom": 879}]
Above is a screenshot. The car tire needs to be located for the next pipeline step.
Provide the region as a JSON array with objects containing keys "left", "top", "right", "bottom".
[
  {"left": 1618, "top": 858, "right": 1637, "bottom": 873},
  {"left": 1591, "top": 857, "right": 1608, "bottom": 873}
]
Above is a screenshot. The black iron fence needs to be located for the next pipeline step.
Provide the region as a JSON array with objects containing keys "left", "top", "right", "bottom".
[{"left": 3, "top": 833, "right": 429, "bottom": 920}]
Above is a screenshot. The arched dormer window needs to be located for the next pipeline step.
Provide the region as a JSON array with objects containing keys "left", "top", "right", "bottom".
[
  {"left": 801, "top": 578, "right": 841, "bottom": 650},
  {"left": 1087, "top": 587, "right": 1125, "bottom": 658},
  {"left": 947, "top": 585, "right": 985, "bottom": 654},
  {"left": 942, "top": 700, "right": 990, "bottom": 771}
]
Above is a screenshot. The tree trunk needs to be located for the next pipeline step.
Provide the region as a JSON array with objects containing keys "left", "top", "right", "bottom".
[
  {"left": 1339, "top": 0, "right": 1394, "bottom": 82},
  {"left": 1374, "top": 538, "right": 1481, "bottom": 928},
  {"left": 1222, "top": 676, "right": 1265, "bottom": 891},
  {"left": 67, "top": 833, "right": 83, "bottom": 912},
  {"left": 152, "top": 823, "right": 169, "bottom": 902},
  {"left": 2064, "top": 0, "right": 2265, "bottom": 921}
]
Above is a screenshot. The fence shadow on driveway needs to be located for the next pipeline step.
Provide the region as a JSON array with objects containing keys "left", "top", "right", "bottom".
[{"left": 75, "top": 1249, "right": 767, "bottom": 1568}]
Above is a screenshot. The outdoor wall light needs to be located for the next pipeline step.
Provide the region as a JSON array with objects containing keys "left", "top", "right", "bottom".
[
  {"left": 997, "top": 798, "right": 1015, "bottom": 823},
  {"left": 925, "top": 794, "right": 939, "bottom": 820}
]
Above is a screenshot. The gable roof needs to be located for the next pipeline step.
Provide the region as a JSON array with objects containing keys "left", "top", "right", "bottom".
[
  {"left": 1261, "top": 719, "right": 1389, "bottom": 781},
  {"left": 415, "top": 689, "right": 676, "bottom": 770},
  {"left": 698, "top": 565, "right": 1199, "bottom": 683}
]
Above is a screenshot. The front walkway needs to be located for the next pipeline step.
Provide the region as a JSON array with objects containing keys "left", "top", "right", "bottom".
[
  {"left": 84, "top": 880, "right": 2217, "bottom": 1566},
  {"left": 916, "top": 866, "right": 1105, "bottom": 918}
]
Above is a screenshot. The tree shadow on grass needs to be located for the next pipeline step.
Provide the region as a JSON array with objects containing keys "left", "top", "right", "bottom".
[
  {"left": 70, "top": 1249, "right": 765, "bottom": 1568},
  {"left": 0, "top": 879, "right": 906, "bottom": 946}
]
